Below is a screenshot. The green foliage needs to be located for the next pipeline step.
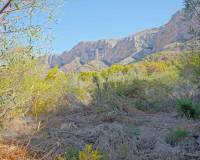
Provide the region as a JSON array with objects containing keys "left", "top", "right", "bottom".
[
  {"left": 117, "top": 144, "right": 130, "bottom": 159},
  {"left": 0, "top": 47, "right": 69, "bottom": 119},
  {"left": 1, "top": 47, "right": 200, "bottom": 123},
  {"left": 46, "top": 66, "right": 60, "bottom": 80},
  {"left": 14, "top": 65, "right": 68, "bottom": 116},
  {"left": 177, "top": 98, "right": 200, "bottom": 119},
  {"left": 59, "top": 145, "right": 102, "bottom": 160},
  {"left": 79, "top": 144, "right": 102, "bottom": 160},
  {"left": 127, "top": 124, "right": 140, "bottom": 136},
  {"left": 86, "top": 51, "right": 200, "bottom": 113},
  {"left": 79, "top": 72, "right": 96, "bottom": 81},
  {"left": 180, "top": 52, "right": 200, "bottom": 80},
  {"left": 92, "top": 75, "right": 175, "bottom": 112},
  {"left": 167, "top": 128, "right": 190, "bottom": 146},
  {"left": 61, "top": 145, "right": 79, "bottom": 160},
  {"left": 0, "top": 0, "right": 63, "bottom": 54}
]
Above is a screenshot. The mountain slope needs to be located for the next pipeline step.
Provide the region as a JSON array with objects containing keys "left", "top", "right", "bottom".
[{"left": 49, "top": 9, "right": 198, "bottom": 71}]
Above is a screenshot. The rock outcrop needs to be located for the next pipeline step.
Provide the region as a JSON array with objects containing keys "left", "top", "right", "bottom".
[{"left": 49, "top": 9, "right": 199, "bottom": 71}]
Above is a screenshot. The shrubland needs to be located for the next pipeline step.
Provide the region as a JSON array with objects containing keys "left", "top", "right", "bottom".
[
  {"left": 0, "top": 0, "right": 200, "bottom": 159},
  {"left": 0, "top": 47, "right": 200, "bottom": 160},
  {"left": 0, "top": 47, "right": 84, "bottom": 122},
  {"left": 78, "top": 51, "right": 200, "bottom": 114},
  {"left": 1, "top": 50, "right": 200, "bottom": 124}
]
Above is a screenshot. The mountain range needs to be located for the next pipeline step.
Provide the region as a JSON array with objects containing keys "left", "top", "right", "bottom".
[{"left": 48, "top": 9, "right": 199, "bottom": 72}]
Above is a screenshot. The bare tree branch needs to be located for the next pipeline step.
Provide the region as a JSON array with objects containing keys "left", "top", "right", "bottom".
[{"left": 0, "top": 0, "right": 13, "bottom": 15}]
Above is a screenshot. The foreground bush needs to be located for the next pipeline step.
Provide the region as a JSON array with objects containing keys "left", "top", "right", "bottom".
[
  {"left": 59, "top": 145, "right": 102, "bottom": 160},
  {"left": 60, "top": 145, "right": 79, "bottom": 160},
  {"left": 166, "top": 128, "right": 189, "bottom": 146},
  {"left": 177, "top": 98, "right": 200, "bottom": 119},
  {"left": 79, "top": 145, "right": 102, "bottom": 160},
  {"left": 0, "top": 48, "right": 69, "bottom": 121}
]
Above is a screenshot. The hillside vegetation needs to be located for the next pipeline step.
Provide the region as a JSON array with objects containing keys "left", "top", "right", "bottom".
[
  {"left": 1, "top": 50, "right": 200, "bottom": 120},
  {"left": 0, "top": 49, "right": 200, "bottom": 159},
  {"left": 0, "top": 0, "right": 200, "bottom": 159}
]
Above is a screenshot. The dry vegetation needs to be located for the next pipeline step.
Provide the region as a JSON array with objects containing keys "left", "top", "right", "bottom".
[
  {"left": 0, "top": 143, "right": 35, "bottom": 160},
  {"left": 0, "top": 0, "right": 200, "bottom": 159},
  {"left": 0, "top": 50, "right": 200, "bottom": 159}
]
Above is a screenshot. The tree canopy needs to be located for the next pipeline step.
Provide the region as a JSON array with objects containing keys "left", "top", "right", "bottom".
[{"left": 0, "top": 0, "right": 62, "bottom": 55}]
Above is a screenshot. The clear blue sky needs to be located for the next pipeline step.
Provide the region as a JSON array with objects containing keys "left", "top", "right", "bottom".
[{"left": 52, "top": 0, "right": 183, "bottom": 53}]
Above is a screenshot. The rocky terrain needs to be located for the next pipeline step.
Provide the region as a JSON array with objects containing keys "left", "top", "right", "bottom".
[{"left": 48, "top": 9, "right": 199, "bottom": 72}]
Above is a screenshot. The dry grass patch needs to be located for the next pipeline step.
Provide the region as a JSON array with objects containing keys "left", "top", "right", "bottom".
[{"left": 0, "top": 142, "right": 36, "bottom": 160}]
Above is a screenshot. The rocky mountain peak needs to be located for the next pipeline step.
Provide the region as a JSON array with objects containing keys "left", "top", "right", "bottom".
[{"left": 49, "top": 9, "right": 199, "bottom": 72}]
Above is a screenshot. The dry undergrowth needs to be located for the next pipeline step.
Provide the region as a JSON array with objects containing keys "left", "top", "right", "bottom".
[{"left": 0, "top": 142, "right": 36, "bottom": 160}]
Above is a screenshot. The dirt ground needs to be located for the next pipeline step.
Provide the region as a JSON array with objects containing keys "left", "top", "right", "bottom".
[{"left": 1, "top": 103, "right": 200, "bottom": 160}]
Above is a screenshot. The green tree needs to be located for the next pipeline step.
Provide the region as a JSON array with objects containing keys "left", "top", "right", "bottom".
[
  {"left": 0, "top": 0, "right": 62, "bottom": 55},
  {"left": 0, "top": 0, "right": 63, "bottom": 120}
]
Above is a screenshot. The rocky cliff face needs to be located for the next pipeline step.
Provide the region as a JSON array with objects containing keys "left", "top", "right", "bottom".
[{"left": 49, "top": 9, "right": 198, "bottom": 72}]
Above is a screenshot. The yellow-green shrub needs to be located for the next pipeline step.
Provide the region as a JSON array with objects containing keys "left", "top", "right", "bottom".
[
  {"left": 0, "top": 48, "right": 69, "bottom": 119},
  {"left": 59, "top": 144, "right": 103, "bottom": 160},
  {"left": 79, "top": 145, "right": 102, "bottom": 160}
]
